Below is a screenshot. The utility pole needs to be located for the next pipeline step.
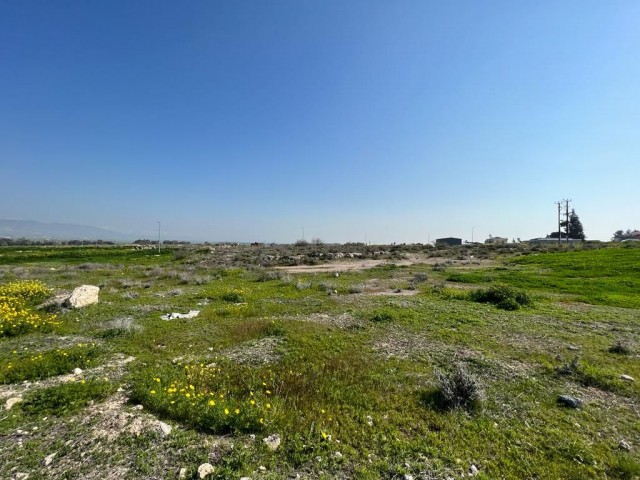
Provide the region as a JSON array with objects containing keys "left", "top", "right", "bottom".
[
  {"left": 157, "top": 221, "right": 161, "bottom": 253},
  {"left": 555, "top": 199, "right": 572, "bottom": 244},
  {"left": 564, "top": 199, "right": 571, "bottom": 244},
  {"left": 555, "top": 201, "right": 562, "bottom": 244}
]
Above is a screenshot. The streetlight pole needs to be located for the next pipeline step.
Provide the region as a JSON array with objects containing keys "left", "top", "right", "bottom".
[{"left": 157, "top": 222, "right": 161, "bottom": 253}]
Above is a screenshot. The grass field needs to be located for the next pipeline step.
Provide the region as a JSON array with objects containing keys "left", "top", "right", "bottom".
[{"left": 0, "top": 243, "right": 638, "bottom": 479}]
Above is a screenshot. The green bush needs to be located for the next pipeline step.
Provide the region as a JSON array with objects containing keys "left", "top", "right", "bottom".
[{"left": 469, "top": 284, "right": 532, "bottom": 310}]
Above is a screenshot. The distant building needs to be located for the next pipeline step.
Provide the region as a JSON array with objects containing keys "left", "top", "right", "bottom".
[
  {"left": 528, "top": 237, "right": 582, "bottom": 245},
  {"left": 435, "top": 237, "right": 462, "bottom": 246},
  {"left": 484, "top": 235, "right": 508, "bottom": 245}
]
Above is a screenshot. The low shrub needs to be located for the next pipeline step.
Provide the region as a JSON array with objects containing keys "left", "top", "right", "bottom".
[
  {"left": 222, "top": 289, "right": 246, "bottom": 303},
  {"left": 427, "top": 365, "right": 484, "bottom": 412},
  {"left": 609, "top": 340, "right": 631, "bottom": 355},
  {"left": 348, "top": 284, "right": 365, "bottom": 294},
  {"left": 469, "top": 284, "right": 532, "bottom": 310}
]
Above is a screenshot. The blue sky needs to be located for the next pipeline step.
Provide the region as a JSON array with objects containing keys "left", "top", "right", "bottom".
[{"left": 1, "top": 1, "right": 638, "bottom": 242}]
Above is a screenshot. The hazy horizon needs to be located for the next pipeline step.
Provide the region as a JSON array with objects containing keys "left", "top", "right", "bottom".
[{"left": 2, "top": 2, "right": 638, "bottom": 243}]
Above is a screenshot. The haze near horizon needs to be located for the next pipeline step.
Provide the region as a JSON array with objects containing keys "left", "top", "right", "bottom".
[{"left": 1, "top": 1, "right": 638, "bottom": 243}]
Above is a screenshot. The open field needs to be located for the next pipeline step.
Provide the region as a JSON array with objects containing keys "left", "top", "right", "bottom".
[{"left": 0, "top": 242, "right": 639, "bottom": 479}]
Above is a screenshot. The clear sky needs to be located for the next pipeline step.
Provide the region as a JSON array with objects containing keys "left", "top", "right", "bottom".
[{"left": 1, "top": 1, "right": 638, "bottom": 243}]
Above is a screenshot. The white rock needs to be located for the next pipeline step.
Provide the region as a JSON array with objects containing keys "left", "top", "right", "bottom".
[
  {"left": 263, "top": 433, "right": 281, "bottom": 450},
  {"left": 158, "top": 421, "right": 172, "bottom": 436},
  {"left": 619, "top": 440, "right": 632, "bottom": 451},
  {"left": 15, "top": 474, "right": 29, "bottom": 480},
  {"left": 64, "top": 285, "right": 100, "bottom": 309},
  {"left": 73, "top": 368, "right": 83, "bottom": 375},
  {"left": 620, "top": 374, "right": 635, "bottom": 382},
  {"left": 178, "top": 467, "right": 187, "bottom": 479},
  {"left": 5, "top": 397, "right": 22, "bottom": 410},
  {"left": 43, "top": 453, "right": 56, "bottom": 466},
  {"left": 197, "top": 463, "right": 214, "bottom": 478},
  {"left": 366, "top": 415, "right": 373, "bottom": 426},
  {"left": 258, "top": 466, "right": 267, "bottom": 471},
  {"left": 404, "top": 475, "right": 414, "bottom": 480},
  {"left": 133, "top": 404, "right": 144, "bottom": 411},
  {"left": 470, "top": 464, "right": 479, "bottom": 476},
  {"left": 334, "top": 451, "right": 343, "bottom": 460},
  {"left": 239, "top": 477, "right": 252, "bottom": 480}
]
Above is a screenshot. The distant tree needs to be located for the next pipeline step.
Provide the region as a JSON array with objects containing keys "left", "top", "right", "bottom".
[
  {"left": 549, "top": 209, "right": 585, "bottom": 240},
  {"left": 567, "top": 209, "right": 585, "bottom": 240},
  {"left": 311, "top": 237, "right": 323, "bottom": 245}
]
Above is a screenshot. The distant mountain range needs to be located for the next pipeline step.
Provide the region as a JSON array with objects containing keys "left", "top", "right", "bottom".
[{"left": 0, "top": 219, "right": 134, "bottom": 242}]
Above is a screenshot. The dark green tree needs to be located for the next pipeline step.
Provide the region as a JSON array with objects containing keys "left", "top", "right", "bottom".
[{"left": 567, "top": 209, "right": 585, "bottom": 240}]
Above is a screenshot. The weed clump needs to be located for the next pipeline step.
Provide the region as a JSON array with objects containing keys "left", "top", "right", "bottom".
[
  {"left": 369, "top": 308, "right": 396, "bottom": 323},
  {"left": 429, "top": 365, "right": 484, "bottom": 412},
  {"left": 469, "top": 284, "right": 532, "bottom": 310},
  {"left": 555, "top": 356, "right": 623, "bottom": 393},
  {"left": 609, "top": 340, "right": 632, "bottom": 355},
  {"left": 222, "top": 289, "right": 246, "bottom": 303}
]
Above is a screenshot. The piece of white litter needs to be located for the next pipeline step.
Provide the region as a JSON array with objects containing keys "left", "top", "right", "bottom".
[{"left": 161, "top": 310, "right": 200, "bottom": 320}]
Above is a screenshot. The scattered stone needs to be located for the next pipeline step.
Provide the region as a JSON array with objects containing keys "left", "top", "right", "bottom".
[
  {"left": 158, "top": 421, "right": 172, "bottom": 436},
  {"left": 334, "top": 451, "right": 343, "bottom": 460},
  {"left": 5, "top": 397, "right": 22, "bottom": 410},
  {"left": 239, "top": 477, "right": 252, "bottom": 480},
  {"left": 197, "top": 463, "right": 214, "bottom": 478},
  {"left": 178, "top": 467, "right": 187, "bottom": 479},
  {"left": 73, "top": 368, "right": 83, "bottom": 375},
  {"left": 161, "top": 310, "right": 200, "bottom": 320},
  {"left": 557, "top": 395, "right": 582, "bottom": 408},
  {"left": 15, "top": 473, "right": 29, "bottom": 480},
  {"left": 315, "top": 456, "right": 323, "bottom": 463},
  {"left": 133, "top": 404, "right": 144, "bottom": 411},
  {"left": 567, "top": 345, "right": 580, "bottom": 351},
  {"left": 64, "top": 285, "right": 100, "bottom": 309},
  {"left": 619, "top": 440, "right": 632, "bottom": 451},
  {"left": 366, "top": 415, "right": 373, "bottom": 426},
  {"left": 404, "top": 475, "right": 414, "bottom": 480},
  {"left": 43, "top": 453, "right": 56, "bottom": 466},
  {"left": 470, "top": 464, "right": 479, "bottom": 476},
  {"left": 117, "top": 387, "right": 125, "bottom": 392},
  {"left": 620, "top": 374, "right": 635, "bottom": 382},
  {"left": 258, "top": 466, "right": 266, "bottom": 471},
  {"left": 263, "top": 433, "right": 281, "bottom": 450}
]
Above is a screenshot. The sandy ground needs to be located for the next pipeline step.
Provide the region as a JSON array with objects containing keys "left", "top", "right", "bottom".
[{"left": 275, "top": 254, "right": 494, "bottom": 273}]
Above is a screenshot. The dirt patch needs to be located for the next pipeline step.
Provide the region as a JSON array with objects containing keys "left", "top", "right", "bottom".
[
  {"left": 219, "top": 336, "right": 284, "bottom": 365},
  {"left": 298, "top": 312, "right": 364, "bottom": 329},
  {"left": 370, "top": 289, "right": 419, "bottom": 296},
  {"left": 372, "top": 328, "right": 536, "bottom": 382}
]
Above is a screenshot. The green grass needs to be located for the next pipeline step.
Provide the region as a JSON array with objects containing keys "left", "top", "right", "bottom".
[
  {"left": 20, "top": 379, "right": 116, "bottom": 416},
  {"left": 0, "top": 342, "right": 103, "bottom": 383},
  {"left": 1, "top": 243, "right": 639, "bottom": 479}
]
